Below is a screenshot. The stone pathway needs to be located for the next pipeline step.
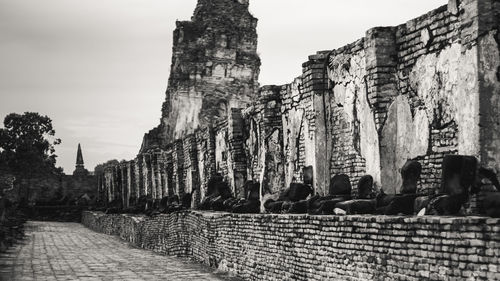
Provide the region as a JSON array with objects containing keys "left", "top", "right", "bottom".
[{"left": 0, "top": 221, "right": 239, "bottom": 281}]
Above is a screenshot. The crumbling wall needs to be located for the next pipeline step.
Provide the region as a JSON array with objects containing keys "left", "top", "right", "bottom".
[
  {"left": 95, "top": 0, "right": 500, "bottom": 207},
  {"left": 328, "top": 40, "right": 380, "bottom": 193}
]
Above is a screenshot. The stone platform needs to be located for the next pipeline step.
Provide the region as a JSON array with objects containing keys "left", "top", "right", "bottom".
[{"left": 82, "top": 211, "right": 500, "bottom": 281}]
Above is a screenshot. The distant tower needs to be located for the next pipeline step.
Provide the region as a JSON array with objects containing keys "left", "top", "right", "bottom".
[{"left": 73, "top": 143, "right": 89, "bottom": 176}]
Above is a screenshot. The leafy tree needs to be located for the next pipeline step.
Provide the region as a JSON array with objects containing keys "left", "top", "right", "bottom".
[{"left": 0, "top": 112, "right": 62, "bottom": 201}]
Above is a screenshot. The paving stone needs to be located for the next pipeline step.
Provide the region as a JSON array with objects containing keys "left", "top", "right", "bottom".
[{"left": 0, "top": 221, "right": 239, "bottom": 281}]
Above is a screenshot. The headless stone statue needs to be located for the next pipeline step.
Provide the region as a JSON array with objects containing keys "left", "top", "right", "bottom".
[
  {"left": 232, "top": 181, "right": 260, "bottom": 214},
  {"left": 307, "top": 174, "right": 352, "bottom": 215},
  {"left": 303, "top": 166, "right": 314, "bottom": 186},
  {"left": 400, "top": 160, "right": 422, "bottom": 194},
  {"left": 381, "top": 160, "right": 423, "bottom": 215},
  {"left": 469, "top": 167, "right": 500, "bottom": 217},
  {"left": 357, "top": 175, "right": 374, "bottom": 199},
  {"left": 265, "top": 182, "right": 313, "bottom": 214},
  {"left": 104, "top": 198, "right": 123, "bottom": 214},
  {"left": 200, "top": 174, "right": 233, "bottom": 211},
  {"left": 425, "top": 155, "right": 477, "bottom": 216}
]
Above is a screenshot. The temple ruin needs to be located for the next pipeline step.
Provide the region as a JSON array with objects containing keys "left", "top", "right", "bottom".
[{"left": 89, "top": 0, "right": 500, "bottom": 279}]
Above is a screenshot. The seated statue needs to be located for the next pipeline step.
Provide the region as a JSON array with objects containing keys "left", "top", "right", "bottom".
[
  {"left": 401, "top": 160, "right": 422, "bottom": 194},
  {"left": 358, "top": 175, "right": 375, "bottom": 199},
  {"left": 307, "top": 174, "right": 352, "bottom": 215},
  {"left": 158, "top": 196, "right": 170, "bottom": 213},
  {"left": 232, "top": 181, "right": 260, "bottom": 214},
  {"left": 200, "top": 174, "right": 233, "bottom": 211},
  {"left": 424, "top": 155, "right": 477, "bottom": 216},
  {"left": 125, "top": 195, "right": 148, "bottom": 214},
  {"left": 181, "top": 193, "right": 192, "bottom": 210},
  {"left": 382, "top": 160, "right": 423, "bottom": 215},
  {"left": 104, "top": 198, "right": 123, "bottom": 214},
  {"left": 265, "top": 182, "right": 313, "bottom": 214},
  {"left": 469, "top": 167, "right": 500, "bottom": 217}
]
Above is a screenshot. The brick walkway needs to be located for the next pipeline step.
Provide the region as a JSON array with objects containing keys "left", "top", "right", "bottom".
[{"left": 0, "top": 221, "right": 239, "bottom": 281}]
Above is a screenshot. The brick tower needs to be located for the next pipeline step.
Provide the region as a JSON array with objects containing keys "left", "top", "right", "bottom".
[{"left": 141, "top": 0, "right": 261, "bottom": 152}]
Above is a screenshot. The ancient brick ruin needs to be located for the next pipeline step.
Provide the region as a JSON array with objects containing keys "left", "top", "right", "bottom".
[
  {"left": 96, "top": 0, "right": 500, "bottom": 209},
  {"left": 90, "top": 0, "right": 500, "bottom": 279}
]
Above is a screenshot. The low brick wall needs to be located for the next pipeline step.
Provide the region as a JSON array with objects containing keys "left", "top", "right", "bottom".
[{"left": 82, "top": 211, "right": 500, "bottom": 280}]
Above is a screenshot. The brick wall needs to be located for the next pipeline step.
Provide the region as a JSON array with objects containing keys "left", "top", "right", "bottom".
[{"left": 83, "top": 211, "right": 500, "bottom": 280}]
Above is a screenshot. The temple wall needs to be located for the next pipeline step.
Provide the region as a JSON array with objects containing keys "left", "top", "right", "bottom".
[
  {"left": 94, "top": 0, "right": 500, "bottom": 206},
  {"left": 83, "top": 211, "right": 500, "bottom": 281}
]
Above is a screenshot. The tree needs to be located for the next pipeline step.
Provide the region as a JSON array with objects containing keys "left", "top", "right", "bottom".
[{"left": 0, "top": 112, "right": 62, "bottom": 201}]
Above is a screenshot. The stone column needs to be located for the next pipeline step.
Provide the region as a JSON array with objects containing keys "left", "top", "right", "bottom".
[
  {"left": 120, "top": 163, "right": 128, "bottom": 208},
  {"left": 364, "top": 27, "right": 398, "bottom": 193},
  {"left": 183, "top": 134, "right": 200, "bottom": 207},
  {"left": 165, "top": 147, "right": 175, "bottom": 197},
  {"left": 227, "top": 108, "right": 247, "bottom": 198},
  {"left": 127, "top": 161, "right": 135, "bottom": 206},
  {"left": 135, "top": 156, "right": 144, "bottom": 200},
  {"left": 142, "top": 153, "right": 151, "bottom": 199},
  {"left": 196, "top": 127, "right": 216, "bottom": 202},
  {"left": 302, "top": 52, "right": 330, "bottom": 195},
  {"left": 150, "top": 153, "right": 158, "bottom": 200},
  {"left": 173, "top": 140, "right": 185, "bottom": 197}
]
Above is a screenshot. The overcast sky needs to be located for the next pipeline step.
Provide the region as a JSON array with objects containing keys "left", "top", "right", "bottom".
[{"left": 0, "top": 0, "right": 447, "bottom": 173}]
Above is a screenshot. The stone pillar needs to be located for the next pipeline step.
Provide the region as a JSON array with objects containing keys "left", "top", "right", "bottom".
[
  {"left": 120, "top": 163, "right": 128, "bottom": 208},
  {"left": 196, "top": 127, "right": 216, "bottom": 202},
  {"left": 165, "top": 147, "right": 175, "bottom": 197},
  {"left": 364, "top": 27, "right": 398, "bottom": 193},
  {"left": 104, "top": 167, "right": 112, "bottom": 203},
  {"left": 127, "top": 161, "right": 135, "bottom": 205},
  {"left": 157, "top": 152, "right": 167, "bottom": 199},
  {"left": 113, "top": 165, "right": 121, "bottom": 204},
  {"left": 302, "top": 52, "right": 330, "bottom": 195},
  {"left": 142, "top": 153, "right": 151, "bottom": 199},
  {"left": 150, "top": 152, "right": 158, "bottom": 200},
  {"left": 183, "top": 134, "right": 200, "bottom": 207},
  {"left": 173, "top": 140, "right": 185, "bottom": 197},
  {"left": 135, "top": 156, "right": 144, "bottom": 199},
  {"left": 227, "top": 108, "right": 247, "bottom": 198},
  {"left": 476, "top": 0, "right": 500, "bottom": 173}
]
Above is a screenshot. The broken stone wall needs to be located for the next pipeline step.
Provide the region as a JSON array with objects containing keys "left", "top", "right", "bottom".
[
  {"left": 323, "top": 1, "right": 499, "bottom": 195},
  {"left": 95, "top": 0, "right": 500, "bottom": 207}
]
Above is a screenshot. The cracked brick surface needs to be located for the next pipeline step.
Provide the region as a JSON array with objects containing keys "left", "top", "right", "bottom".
[{"left": 0, "top": 221, "right": 239, "bottom": 281}]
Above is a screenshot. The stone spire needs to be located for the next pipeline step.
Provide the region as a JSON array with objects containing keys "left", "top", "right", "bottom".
[
  {"left": 76, "top": 143, "right": 84, "bottom": 168},
  {"left": 73, "top": 143, "right": 88, "bottom": 176}
]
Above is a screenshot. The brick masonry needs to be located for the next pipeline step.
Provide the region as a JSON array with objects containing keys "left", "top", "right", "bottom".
[{"left": 83, "top": 211, "right": 500, "bottom": 281}]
